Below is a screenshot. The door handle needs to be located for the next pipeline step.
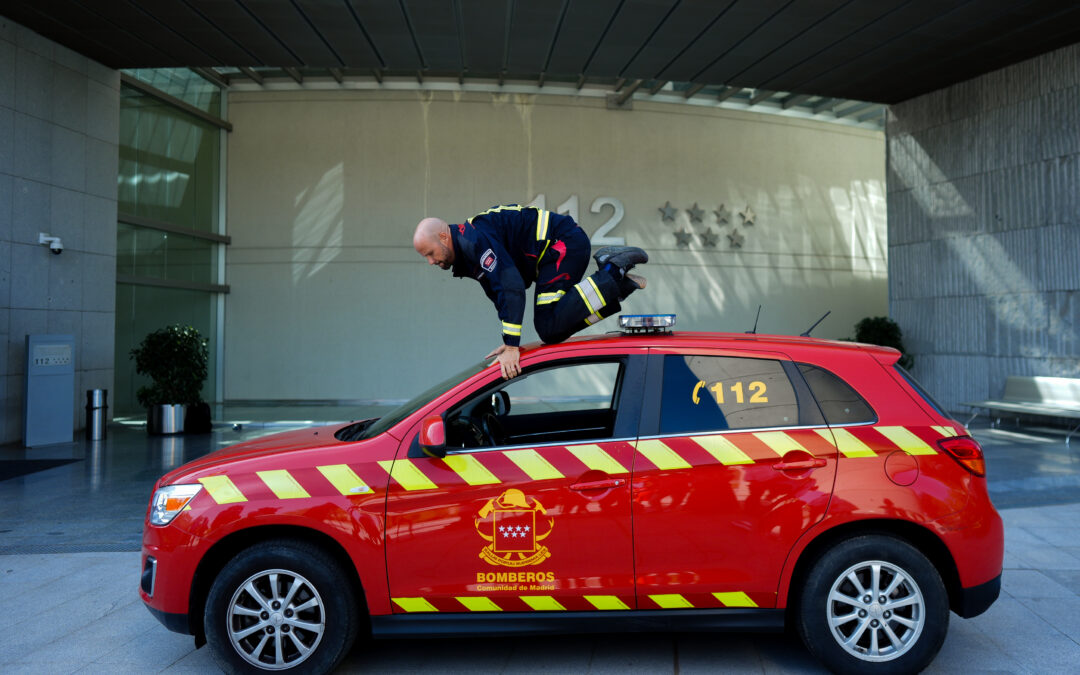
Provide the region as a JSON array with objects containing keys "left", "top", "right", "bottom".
[
  {"left": 773, "top": 458, "right": 827, "bottom": 471},
  {"left": 570, "top": 478, "right": 624, "bottom": 491}
]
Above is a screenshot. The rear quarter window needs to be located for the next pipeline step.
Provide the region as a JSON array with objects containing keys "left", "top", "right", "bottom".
[
  {"left": 798, "top": 363, "right": 876, "bottom": 425},
  {"left": 660, "top": 355, "right": 799, "bottom": 434}
]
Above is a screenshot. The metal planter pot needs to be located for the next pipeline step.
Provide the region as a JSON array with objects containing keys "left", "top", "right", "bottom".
[{"left": 148, "top": 404, "right": 186, "bottom": 435}]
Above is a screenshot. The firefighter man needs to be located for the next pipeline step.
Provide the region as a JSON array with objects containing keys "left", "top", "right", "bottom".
[{"left": 413, "top": 205, "right": 648, "bottom": 379}]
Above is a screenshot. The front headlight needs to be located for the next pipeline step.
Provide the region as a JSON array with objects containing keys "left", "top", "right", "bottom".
[{"left": 150, "top": 484, "right": 203, "bottom": 525}]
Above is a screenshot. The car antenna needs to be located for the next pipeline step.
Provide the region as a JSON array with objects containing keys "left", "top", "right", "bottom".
[
  {"left": 745, "top": 305, "right": 762, "bottom": 334},
  {"left": 800, "top": 311, "right": 831, "bottom": 337}
]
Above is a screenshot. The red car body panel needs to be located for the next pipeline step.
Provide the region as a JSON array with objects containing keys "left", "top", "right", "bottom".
[{"left": 141, "top": 331, "right": 1003, "bottom": 632}]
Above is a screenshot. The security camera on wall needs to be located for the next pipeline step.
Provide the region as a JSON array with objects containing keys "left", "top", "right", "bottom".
[{"left": 38, "top": 233, "right": 63, "bottom": 254}]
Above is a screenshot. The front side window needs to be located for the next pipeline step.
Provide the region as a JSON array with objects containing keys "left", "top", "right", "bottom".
[
  {"left": 446, "top": 360, "right": 623, "bottom": 449},
  {"left": 660, "top": 355, "right": 799, "bottom": 434}
]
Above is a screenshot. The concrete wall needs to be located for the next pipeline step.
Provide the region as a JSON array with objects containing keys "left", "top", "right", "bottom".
[
  {"left": 226, "top": 89, "right": 886, "bottom": 401},
  {"left": 887, "top": 43, "right": 1080, "bottom": 414},
  {"left": 0, "top": 19, "right": 119, "bottom": 444}
]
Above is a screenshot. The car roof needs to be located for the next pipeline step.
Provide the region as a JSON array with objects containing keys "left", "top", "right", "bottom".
[{"left": 522, "top": 331, "right": 901, "bottom": 364}]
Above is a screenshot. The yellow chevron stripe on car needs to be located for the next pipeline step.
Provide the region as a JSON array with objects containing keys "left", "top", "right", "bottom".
[
  {"left": 932, "top": 425, "right": 958, "bottom": 437},
  {"left": 520, "top": 596, "right": 566, "bottom": 611},
  {"left": 566, "top": 444, "right": 629, "bottom": 474},
  {"left": 636, "top": 439, "right": 691, "bottom": 470},
  {"left": 393, "top": 597, "right": 438, "bottom": 612},
  {"left": 317, "top": 464, "right": 372, "bottom": 496},
  {"left": 443, "top": 454, "right": 501, "bottom": 485},
  {"left": 876, "top": 426, "right": 936, "bottom": 455},
  {"left": 649, "top": 594, "right": 694, "bottom": 609},
  {"left": 690, "top": 435, "right": 754, "bottom": 465},
  {"left": 815, "top": 428, "right": 876, "bottom": 458},
  {"left": 457, "top": 596, "right": 502, "bottom": 611},
  {"left": 256, "top": 470, "right": 311, "bottom": 499},
  {"left": 585, "top": 595, "right": 630, "bottom": 610},
  {"left": 753, "top": 431, "right": 806, "bottom": 456},
  {"left": 713, "top": 592, "right": 757, "bottom": 607},
  {"left": 197, "top": 475, "right": 247, "bottom": 504},
  {"left": 504, "top": 449, "right": 565, "bottom": 481},
  {"left": 378, "top": 460, "right": 438, "bottom": 491}
]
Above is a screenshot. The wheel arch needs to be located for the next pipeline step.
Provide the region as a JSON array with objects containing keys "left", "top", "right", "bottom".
[
  {"left": 782, "top": 519, "right": 963, "bottom": 623},
  {"left": 188, "top": 525, "right": 370, "bottom": 641}
]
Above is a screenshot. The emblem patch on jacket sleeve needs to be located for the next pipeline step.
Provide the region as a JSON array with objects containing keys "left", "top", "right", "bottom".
[{"left": 481, "top": 249, "right": 497, "bottom": 272}]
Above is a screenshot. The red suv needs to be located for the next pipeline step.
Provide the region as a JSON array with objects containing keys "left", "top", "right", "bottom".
[{"left": 141, "top": 323, "right": 1002, "bottom": 674}]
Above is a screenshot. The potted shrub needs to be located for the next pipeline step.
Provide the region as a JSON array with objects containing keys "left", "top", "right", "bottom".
[
  {"left": 130, "top": 324, "right": 210, "bottom": 434},
  {"left": 854, "top": 316, "right": 914, "bottom": 370}
]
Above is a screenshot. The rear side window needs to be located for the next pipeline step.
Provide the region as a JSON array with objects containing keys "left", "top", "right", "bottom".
[
  {"left": 660, "top": 355, "right": 799, "bottom": 434},
  {"left": 798, "top": 363, "right": 876, "bottom": 425}
]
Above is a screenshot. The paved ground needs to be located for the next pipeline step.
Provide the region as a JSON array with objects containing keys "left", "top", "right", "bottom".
[{"left": 1, "top": 414, "right": 1078, "bottom": 673}]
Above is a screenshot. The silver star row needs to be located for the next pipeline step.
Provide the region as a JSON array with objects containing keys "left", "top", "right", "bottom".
[
  {"left": 674, "top": 226, "right": 745, "bottom": 249},
  {"left": 659, "top": 201, "right": 756, "bottom": 226}
]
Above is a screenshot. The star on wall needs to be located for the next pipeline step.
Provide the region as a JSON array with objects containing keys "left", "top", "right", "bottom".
[
  {"left": 728, "top": 229, "right": 745, "bottom": 249},
  {"left": 687, "top": 203, "right": 705, "bottom": 224},
  {"left": 674, "top": 229, "right": 693, "bottom": 248},
  {"left": 714, "top": 204, "right": 729, "bottom": 224},
  {"left": 658, "top": 201, "right": 677, "bottom": 222},
  {"left": 699, "top": 228, "right": 719, "bottom": 248},
  {"left": 739, "top": 205, "right": 756, "bottom": 226}
]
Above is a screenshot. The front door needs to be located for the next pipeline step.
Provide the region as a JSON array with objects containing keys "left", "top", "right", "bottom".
[{"left": 385, "top": 352, "right": 645, "bottom": 614}]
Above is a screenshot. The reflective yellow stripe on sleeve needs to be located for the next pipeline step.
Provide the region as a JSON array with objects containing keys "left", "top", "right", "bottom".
[
  {"left": 502, "top": 322, "right": 522, "bottom": 337},
  {"left": 535, "top": 208, "right": 551, "bottom": 240}
]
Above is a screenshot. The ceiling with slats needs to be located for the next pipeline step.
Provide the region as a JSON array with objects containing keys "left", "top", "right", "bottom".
[{"left": 5, "top": 0, "right": 1080, "bottom": 104}]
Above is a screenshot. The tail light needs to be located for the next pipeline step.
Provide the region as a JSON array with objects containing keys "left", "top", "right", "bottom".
[{"left": 937, "top": 436, "right": 985, "bottom": 477}]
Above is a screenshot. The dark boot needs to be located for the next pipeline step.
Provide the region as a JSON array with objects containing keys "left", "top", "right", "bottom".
[{"left": 594, "top": 246, "right": 648, "bottom": 278}]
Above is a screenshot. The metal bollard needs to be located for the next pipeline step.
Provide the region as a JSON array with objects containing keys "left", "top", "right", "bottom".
[{"left": 86, "top": 389, "right": 108, "bottom": 441}]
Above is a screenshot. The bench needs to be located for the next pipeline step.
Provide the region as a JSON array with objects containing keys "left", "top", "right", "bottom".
[{"left": 962, "top": 376, "right": 1080, "bottom": 445}]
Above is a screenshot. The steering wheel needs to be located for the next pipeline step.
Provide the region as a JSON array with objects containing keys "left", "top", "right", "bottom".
[{"left": 481, "top": 412, "right": 505, "bottom": 447}]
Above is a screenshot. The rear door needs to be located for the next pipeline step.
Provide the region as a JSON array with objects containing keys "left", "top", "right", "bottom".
[
  {"left": 632, "top": 349, "right": 836, "bottom": 610},
  {"left": 384, "top": 349, "right": 646, "bottom": 614}
]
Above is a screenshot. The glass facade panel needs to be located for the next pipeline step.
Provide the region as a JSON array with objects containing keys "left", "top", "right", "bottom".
[
  {"left": 125, "top": 68, "right": 222, "bottom": 116},
  {"left": 119, "top": 84, "right": 220, "bottom": 233},
  {"left": 114, "top": 284, "right": 218, "bottom": 414},
  {"left": 115, "top": 69, "right": 225, "bottom": 416}
]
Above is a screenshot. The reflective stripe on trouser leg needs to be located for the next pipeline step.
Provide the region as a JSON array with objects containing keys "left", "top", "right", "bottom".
[
  {"left": 573, "top": 277, "right": 606, "bottom": 315},
  {"left": 537, "top": 290, "right": 565, "bottom": 305},
  {"left": 584, "top": 303, "right": 619, "bottom": 326}
]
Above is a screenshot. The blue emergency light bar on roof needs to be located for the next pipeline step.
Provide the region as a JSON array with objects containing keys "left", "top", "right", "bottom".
[{"left": 619, "top": 314, "right": 676, "bottom": 333}]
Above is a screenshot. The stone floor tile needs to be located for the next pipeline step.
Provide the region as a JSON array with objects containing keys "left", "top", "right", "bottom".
[
  {"left": 1016, "top": 596, "right": 1080, "bottom": 644},
  {"left": 1009, "top": 545, "right": 1080, "bottom": 570},
  {"left": 1001, "top": 569, "right": 1077, "bottom": 598}
]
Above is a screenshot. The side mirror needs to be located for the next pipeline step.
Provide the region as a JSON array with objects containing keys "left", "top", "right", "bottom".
[
  {"left": 490, "top": 390, "right": 510, "bottom": 417},
  {"left": 419, "top": 415, "right": 447, "bottom": 458}
]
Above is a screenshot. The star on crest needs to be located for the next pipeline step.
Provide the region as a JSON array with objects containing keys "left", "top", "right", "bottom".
[
  {"left": 714, "top": 204, "right": 730, "bottom": 224},
  {"left": 674, "top": 229, "right": 693, "bottom": 248},
  {"left": 658, "top": 201, "right": 677, "bottom": 222},
  {"left": 687, "top": 203, "right": 705, "bottom": 223},
  {"left": 739, "top": 205, "right": 756, "bottom": 226},
  {"left": 728, "top": 229, "right": 745, "bottom": 249},
  {"left": 699, "top": 228, "right": 719, "bottom": 248}
]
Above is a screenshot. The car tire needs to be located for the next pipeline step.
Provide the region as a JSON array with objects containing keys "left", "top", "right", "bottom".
[
  {"left": 796, "top": 535, "right": 949, "bottom": 675},
  {"left": 204, "top": 539, "right": 360, "bottom": 674}
]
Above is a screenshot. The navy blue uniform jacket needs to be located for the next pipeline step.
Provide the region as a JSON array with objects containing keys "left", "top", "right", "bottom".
[{"left": 450, "top": 205, "right": 577, "bottom": 347}]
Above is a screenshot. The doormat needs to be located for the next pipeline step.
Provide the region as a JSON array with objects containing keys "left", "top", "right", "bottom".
[{"left": 0, "top": 459, "right": 82, "bottom": 482}]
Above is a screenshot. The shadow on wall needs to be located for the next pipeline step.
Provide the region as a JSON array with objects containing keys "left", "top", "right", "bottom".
[{"left": 293, "top": 163, "right": 344, "bottom": 285}]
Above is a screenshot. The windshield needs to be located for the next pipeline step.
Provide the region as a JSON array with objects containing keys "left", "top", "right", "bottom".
[{"left": 356, "top": 359, "right": 489, "bottom": 440}]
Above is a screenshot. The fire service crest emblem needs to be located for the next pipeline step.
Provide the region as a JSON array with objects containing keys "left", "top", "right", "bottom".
[{"left": 475, "top": 489, "right": 553, "bottom": 567}]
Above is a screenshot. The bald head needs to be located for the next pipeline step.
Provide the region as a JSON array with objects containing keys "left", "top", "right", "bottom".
[{"left": 413, "top": 217, "right": 455, "bottom": 269}]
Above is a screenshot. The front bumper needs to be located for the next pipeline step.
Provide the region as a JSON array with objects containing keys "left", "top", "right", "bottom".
[
  {"left": 145, "top": 603, "right": 192, "bottom": 635},
  {"left": 956, "top": 573, "right": 1001, "bottom": 618}
]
